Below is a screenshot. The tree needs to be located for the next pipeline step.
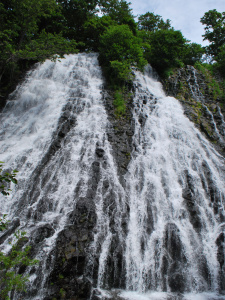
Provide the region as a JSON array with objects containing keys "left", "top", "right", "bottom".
[
  {"left": 145, "top": 29, "right": 187, "bottom": 76},
  {"left": 0, "top": 0, "right": 61, "bottom": 49},
  {"left": 56, "top": 0, "right": 99, "bottom": 41},
  {"left": 99, "top": 24, "right": 147, "bottom": 84},
  {"left": 0, "top": 0, "right": 78, "bottom": 100},
  {"left": 215, "top": 44, "right": 225, "bottom": 76},
  {"left": 82, "top": 15, "right": 116, "bottom": 51},
  {"left": 138, "top": 12, "right": 171, "bottom": 32},
  {"left": 17, "top": 31, "right": 78, "bottom": 62},
  {"left": 183, "top": 42, "right": 204, "bottom": 65},
  {"left": 201, "top": 9, "right": 225, "bottom": 57},
  {"left": 99, "top": 0, "right": 137, "bottom": 33}
]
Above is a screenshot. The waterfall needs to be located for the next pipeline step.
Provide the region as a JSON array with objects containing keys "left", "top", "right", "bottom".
[
  {"left": 0, "top": 54, "right": 225, "bottom": 300},
  {"left": 122, "top": 70, "right": 225, "bottom": 299},
  {"left": 0, "top": 53, "right": 122, "bottom": 299}
]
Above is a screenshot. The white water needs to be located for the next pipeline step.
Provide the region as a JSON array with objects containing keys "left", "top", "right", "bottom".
[
  {"left": 188, "top": 66, "right": 205, "bottom": 102},
  {"left": 0, "top": 54, "right": 225, "bottom": 300},
  {"left": 0, "top": 53, "right": 123, "bottom": 298},
  {"left": 0, "top": 53, "right": 106, "bottom": 217},
  {"left": 122, "top": 69, "right": 225, "bottom": 296}
]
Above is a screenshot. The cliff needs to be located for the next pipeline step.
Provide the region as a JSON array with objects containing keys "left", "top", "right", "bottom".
[{"left": 164, "top": 65, "right": 225, "bottom": 157}]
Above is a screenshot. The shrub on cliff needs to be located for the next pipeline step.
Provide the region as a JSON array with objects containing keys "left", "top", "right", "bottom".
[
  {"left": 99, "top": 24, "right": 147, "bottom": 86},
  {"left": 145, "top": 29, "right": 187, "bottom": 76}
]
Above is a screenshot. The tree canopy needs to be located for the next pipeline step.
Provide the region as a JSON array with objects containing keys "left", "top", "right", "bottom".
[
  {"left": 99, "top": 24, "right": 147, "bottom": 84},
  {"left": 138, "top": 12, "right": 171, "bottom": 32},
  {"left": 201, "top": 9, "right": 225, "bottom": 57},
  {"left": 0, "top": 0, "right": 78, "bottom": 100},
  {"left": 201, "top": 9, "right": 225, "bottom": 77},
  {"left": 1, "top": 0, "right": 224, "bottom": 105}
]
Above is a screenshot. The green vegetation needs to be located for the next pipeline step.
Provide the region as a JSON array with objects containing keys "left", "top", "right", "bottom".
[
  {"left": 0, "top": 164, "right": 38, "bottom": 299},
  {"left": 99, "top": 24, "right": 146, "bottom": 85},
  {"left": 194, "top": 62, "right": 225, "bottom": 101},
  {"left": 113, "top": 90, "right": 126, "bottom": 116},
  {"left": 191, "top": 102, "right": 202, "bottom": 121},
  {"left": 201, "top": 9, "right": 225, "bottom": 57},
  {"left": 0, "top": 0, "right": 78, "bottom": 100},
  {"left": 0, "top": 231, "right": 38, "bottom": 300},
  {"left": 59, "top": 288, "right": 66, "bottom": 298},
  {"left": 0, "top": 1, "right": 224, "bottom": 116},
  {"left": 183, "top": 43, "right": 205, "bottom": 65},
  {"left": 138, "top": 12, "right": 171, "bottom": 32},
  {"left": 143, "top": 29, "right": 187, "bottom": 76},
  {"left": 0, "top": 162, "right": 18, "bottom": 196},
  {"left": 201, "top": 9, "right": 225, "bottom": 77},
  {"left": 0, "top": 0, "right": 211, "bottom": 114},
  {"left": 1, "top": 0, "right": 225, "bottom": 98},
  {"left": 0, "top": 2, "right": 224, "bottom": 131}
]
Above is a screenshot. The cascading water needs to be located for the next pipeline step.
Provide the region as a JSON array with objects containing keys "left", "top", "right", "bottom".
[
  {"left": 120, "top": 70, "right": 225, "bottom": 299},
  {"left": 0, "top": 53, "right": 125, "bottom": 299},
  {"left": 0, "top": 54, "right": 225, "bottom": 300},
  {"left": 185, "top": 66, "right": 225, "bottom": 147}
]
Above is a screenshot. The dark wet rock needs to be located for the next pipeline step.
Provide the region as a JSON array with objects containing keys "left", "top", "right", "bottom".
[
  {"left": 162, "top": 223, "right": 188, "bottom": 293},
  {"left": 31, "top": 224, "right": 55, "bottom": 244},
  {"left": 102, "top": 89, "right": 134, "bottom": 184},
  {"left": 0, "top": 217, "right": 20, "bottom": 244},
  {"left": 182, "top": 171, "right": 201, "bottom": 230},
  {"left": 98, "top": 235, "right": 126, "bottom": 290},
  {"left": 216, "top": 233, "right": 225, "bottom": 291},
  {"left": 96, "top": 148, "right": 105, "bottom": 157},
  {"left": 45, "top": 195, "right": 97, "bottom": 299},
  {"left": 138, "top": 114, "right": 147, "bottom": 127},
  {"left": 168, "top": 273, "right": 185, "bottom": 293},
  {"left": 201, "top": 161, "right": 225, "bottom": 222},
  {"left": 217, "top": 233, "right": 225, "bottom": 269}
]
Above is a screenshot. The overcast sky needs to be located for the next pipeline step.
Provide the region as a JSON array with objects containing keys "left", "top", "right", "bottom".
[{"left": 130, "top": 0, "right": 224, "bottom": 45}]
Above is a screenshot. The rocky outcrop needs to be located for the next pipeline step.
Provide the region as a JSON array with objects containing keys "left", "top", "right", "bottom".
[
  {"left": 102, "top": 88, "right": 134, "bottom": 184},
  {"left": 164, "top": 65, "right": 225, "bottom": 156},
  {"left": 44, "top": 198, "right": 96, "bottom": 300}
]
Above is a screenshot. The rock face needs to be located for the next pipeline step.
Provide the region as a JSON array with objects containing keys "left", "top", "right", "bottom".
[
  {"left": 164, "top": 65, "right": 225, "bottom": 156},
  {"left": 44, "top": 202, "right": 96, "bottom": 300},
  {"left": 102, "top": 88, "right": 134, "bottom": 184}
]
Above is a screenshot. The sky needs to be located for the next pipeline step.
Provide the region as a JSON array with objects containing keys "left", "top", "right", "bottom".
[{"left": 130, "top": 0, "right": 224, "bottom": 45}]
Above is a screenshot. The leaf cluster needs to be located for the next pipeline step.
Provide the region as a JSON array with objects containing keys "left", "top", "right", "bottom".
[
  {"left": 0, "top": 231, "right": 38, "bottom": 300},
  {"left": 99, "top": 24, "right": 146, "bottom": 84},
  {"left": 0, "top": 162, "right": 18, "bottom": 196},
  {"left": 0, "top": 165, "right": 38, "bottom": 299},
  {"left": 201, "top": 9, "right": 225, "bottom": 57},
  {"left": 138, "top": 12, "right": 171, "bottom": 32},
  {"left": 0, "top": 0, "right": 209, "bottom": 97},
  {"left": 200, "top": 9, "right": 225, "bottom": 78},
  {"left": 0, "top": 0, "right": 78, "bottom": 99}
]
